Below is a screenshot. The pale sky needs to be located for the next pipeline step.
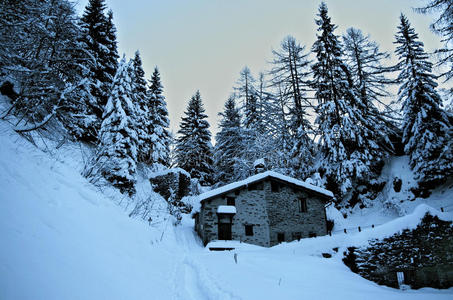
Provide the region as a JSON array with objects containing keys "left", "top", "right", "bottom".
[{"left": 76, "top": 0, "right": 444, "bottom": 136}]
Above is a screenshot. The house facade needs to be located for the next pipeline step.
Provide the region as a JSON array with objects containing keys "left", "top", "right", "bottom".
[{"left": 194, "top": 171, "right": 333, "bottom": 247}]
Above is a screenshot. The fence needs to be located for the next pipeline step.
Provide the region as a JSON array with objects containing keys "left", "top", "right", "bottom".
[{"left": 329, "top": 204, "right": 453, "bottom": 236}]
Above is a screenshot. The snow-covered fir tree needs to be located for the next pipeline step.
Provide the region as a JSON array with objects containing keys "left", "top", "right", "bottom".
[
  {"left": 147, "top": 67, "right": 171, "bottom": 167},
  {"left": 97, "top": 58, "right": 138, "bottom": 196},
  {"left": 214, "top": 96, "right": 246, "bottom": 184},
  {"left": 80, "top": 0, "right": 118, "bottom": 121},
  {"left": 416, "top": 0, "right": 452, "bottom": 90},
  {"left": 130, "top": 51, "right": 149, "bottom": 163},
  {"left": 311, "top": 2, "right": 384, "bottom": 205},
  {"left": 175, "top": 91, "right": 214, "bottom": 185},
  {"left": 394, "top": 14, "right": 453, "bottom": 190}
]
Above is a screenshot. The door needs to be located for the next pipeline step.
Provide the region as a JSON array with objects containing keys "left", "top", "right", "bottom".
[
  {"left": 218, "top": 223, "right": 232, "bottom": 240},
  {"left": 397, "top": 271, "right": 405, "bottom": 287}
]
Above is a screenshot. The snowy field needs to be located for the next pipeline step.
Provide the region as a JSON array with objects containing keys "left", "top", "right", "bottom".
[{"left": 1, "top": 123, "right": 452, "bottom": 300}]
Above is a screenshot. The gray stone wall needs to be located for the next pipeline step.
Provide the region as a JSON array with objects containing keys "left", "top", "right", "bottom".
[
  {"left": 264, "top": 180, "right": 327, "bottom": 247},
  {"left": 198, "top": 178, "right": 328, "bottom": 247},
  {"left": 199, "top": 187, "right": 271, "bottom": 247}
]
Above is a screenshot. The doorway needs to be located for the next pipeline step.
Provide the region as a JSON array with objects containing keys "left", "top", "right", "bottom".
[{"left": 218, "top": 214, "right": 232, "bottom": 240}]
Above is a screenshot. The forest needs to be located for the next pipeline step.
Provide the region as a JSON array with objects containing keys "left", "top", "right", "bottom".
[{"left": 0, "top": 0, "right": 452, "bottom": 208}]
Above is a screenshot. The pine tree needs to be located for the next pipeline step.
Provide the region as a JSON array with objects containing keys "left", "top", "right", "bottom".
[
  {"left": 394, "top": 14, "right": 453, "bottom": 189},
  {"left": 147, "top": 67, "right": 171, "bottom": 167},
  {"left": 175, "top": 91, "right": 214, "bottom": 185},
  {"left": 80, "top": 0, "right": 118, "bottom": 120},
  {"left": 416, "top": 0, "right": 453, "bottom": 89},
  {"left": 131, "top": 50, "right": 149, "bottom": 163},
  {"left": 311, "top": 2, "right": 383, "bottom": 204},
  {"left": 97, "top": 58, "right": 138, "bottom": 195},
  {"left": 214, "top": 96, "right": 245, "bottom": 184}
]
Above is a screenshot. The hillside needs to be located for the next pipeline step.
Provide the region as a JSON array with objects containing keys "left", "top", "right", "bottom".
[{"left": 1, "top": 121, "right": 453, "bottom": 299}]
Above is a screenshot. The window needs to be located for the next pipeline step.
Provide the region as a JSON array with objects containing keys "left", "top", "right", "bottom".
[
  {"left": 235, "top": 190, "right": 240, "bottom": 195},
  {"left": 292, "top": 232, "right": 302, "bottom": 241},
  {"left": 309, "top": 232, "right": 317, "bottom": 238},
  {"left": 271, "top": 181, "right": 280, "bottom": 192},
  {"left": 245, "top": 225, "right": 254, "bottom": 236},
  {"left": 298, "top": 198, "right": 307, "bottom": 212},
  {"left": 248, "top": 183, "right": 263, "bottom": 191},
  {"left": 226, "top": 196, "right": 235, "bottom": 206},
  {"left": 277, "top": 232, "right": 285, "bottom": 243}
]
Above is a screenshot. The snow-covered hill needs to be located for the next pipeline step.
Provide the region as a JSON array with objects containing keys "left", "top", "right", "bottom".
[{"left": 1, "top": 123, "right": 452, "bottom": 299}]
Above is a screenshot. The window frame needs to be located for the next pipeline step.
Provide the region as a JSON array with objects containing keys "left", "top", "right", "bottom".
[
  {"left": 298, "top": 198, "right": 307, "bottom": 213},
  {"left": 226, "top": 196, "right": 235, "bottom": 206},
  {"left": 271, "top": 181, "right": 280, "bottom": 192},
  {"left": 245, "top": 224, "right": 254, "bottom": 236}
]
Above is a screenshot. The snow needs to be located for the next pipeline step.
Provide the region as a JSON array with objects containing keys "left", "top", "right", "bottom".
[
  {"left": 253, "top": 158, "right": 265, "bottom": 168},
  {"left": 197, "top": 170, "right": 334, "bottom": 207},
  {"left": 149, "top": 167, "right": 190, "bottom": 179},
  {"left": 217, "top": 205, "right": 237, "bottom": 214},
  {"left": 1, "top": 119, "right": 452, "bottom": 300}
]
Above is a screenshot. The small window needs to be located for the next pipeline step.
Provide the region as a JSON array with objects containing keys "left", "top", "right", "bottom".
[
  {"left": 271, "top": 181, "right": 280, "bottom": 192},
  {"left": 292, "top": 232, "right": 302, "bottom": 241},
  {"left": 277, "top": 232, "right": 285, "bottom": 243},
  {"left": 235, "top": 190, "right": 240, "bottom": 195},
  {"left": 245, "top": 225, "right": 254, "bottom": 236},
  {"left": 226, "top": 196, "right": 235, "bottom": 206},
  {"left": 309, "top": 232, "right": 317, "bottom": 238},
  {"left": 298, "top": 198, "right": 307, "bottom": 212}
]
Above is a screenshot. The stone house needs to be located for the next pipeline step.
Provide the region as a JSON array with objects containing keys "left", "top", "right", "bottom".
[{"left": 193, "top": 171, "right": 333, "bottom": 247}]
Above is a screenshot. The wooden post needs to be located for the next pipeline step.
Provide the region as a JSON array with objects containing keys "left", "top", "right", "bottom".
[
  {"left": 358, "top": 226, "right": 361, "bottom": 232},
  {"left": 441, "top": 207, "right": 444, "bottom": 212},
  {"left": 344, "top": 228, "right": 347, "bottom": 234}
]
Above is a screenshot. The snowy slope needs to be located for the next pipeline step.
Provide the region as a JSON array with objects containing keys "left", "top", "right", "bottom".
[
  {"left": 0, "top": 125, "right": 181, "bottom": 300},
  {"left": 1, "top": 122, "right": 452, "bottom": 300}
]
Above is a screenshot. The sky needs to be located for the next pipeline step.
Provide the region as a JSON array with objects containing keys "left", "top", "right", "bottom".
[{"left": 76, "top": 0, "right": 444, "bottom": 136}]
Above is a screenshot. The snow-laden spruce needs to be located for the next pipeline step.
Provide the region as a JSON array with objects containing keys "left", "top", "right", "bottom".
[
  {"left": 311, "top": 2, "right": 386, "bottom": 204},
  {"left": 175, "top": 91, "right": 214, "bottom": 185},
  {"left": 147, "top": 67, "right": 171, "bottom": 167},
  {"left": 214, "top": 96, "right": 246, "bottom": 184},
  {"left": 394, "top": 14, "right": 453, "bottom": 191},
  {"left": 80, "top": 0, "right": 119, "bottom": 123},
  {"left": 97, "top": 58, "right": 139, "bottom": 195}
]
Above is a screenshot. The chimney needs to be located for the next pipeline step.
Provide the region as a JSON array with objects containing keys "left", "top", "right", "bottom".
[{"left": 253, "top": 158, "right": 266, "bottom": 174}]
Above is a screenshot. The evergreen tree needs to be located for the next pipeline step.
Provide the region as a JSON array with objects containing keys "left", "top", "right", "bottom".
[
  {"left": 416, "top": 0, "right": 453, "bottom": 89},
  {"left": 80, "top": 0, "right": 118, "bottom": 120},
  {"left": 97, "top": 58, "right": 138, "bottom": 195},
  {"left": 131, "top": 50, "right": 149, "bottom": 163},
  {"left": 175, "top": 91, "right": 214, "bottom": 185},
  {"left": 394, "top": 14, "right": 453, "bottom": 189},
  {"left": 147, "top": 67, "right": 171, "bottom": 167},
  {"left": 311, "top": 2, "right": 383, "bottom": 204},
  {"left": 214, "top": 96, "right": 245, "bottom": 184}
]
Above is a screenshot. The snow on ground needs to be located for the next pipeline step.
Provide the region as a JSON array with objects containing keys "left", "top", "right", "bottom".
[
  {"left": 327, "top": 155, "right": 453, "bottom": 234},
  {"left": 0, "top": 121, "right": 452, "bottom": 299}
]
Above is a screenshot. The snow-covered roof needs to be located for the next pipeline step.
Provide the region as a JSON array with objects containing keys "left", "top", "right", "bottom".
[
  {"left": 217, "top": 205, "right": 237, "bottom": 214},
  {"left": 198, "top": 171, "right": 333, "bottom": 203}
]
